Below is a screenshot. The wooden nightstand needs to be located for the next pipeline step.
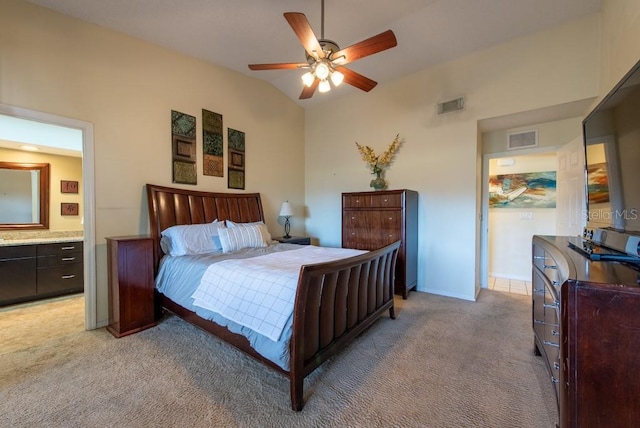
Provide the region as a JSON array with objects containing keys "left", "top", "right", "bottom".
[
  {"left": 273, "top": 236, "right": 311, "bottom": 245},
  {"left": 106, "top": 236, "right": 156, "bottom": 338}
]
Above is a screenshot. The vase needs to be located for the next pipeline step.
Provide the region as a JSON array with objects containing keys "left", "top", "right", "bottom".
[{"left": 370, "top": 172, "right": 387, "bottom": 191}]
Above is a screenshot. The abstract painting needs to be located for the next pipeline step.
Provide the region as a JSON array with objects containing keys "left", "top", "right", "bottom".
[
  {"left": 587, "top": 162, "right": 610, "bottom": 204},
  {"left": 489, "top": 171, "right": 556, "bottom": 208}
]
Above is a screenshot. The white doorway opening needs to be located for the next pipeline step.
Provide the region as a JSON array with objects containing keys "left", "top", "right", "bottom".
[{"left": 0, "top": 103, "right": 96, "bottom": 329}]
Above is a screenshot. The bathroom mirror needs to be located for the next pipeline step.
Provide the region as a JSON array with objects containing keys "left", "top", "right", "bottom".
[{"left": 0, "top": 162, "right": 50, "bottom": 230}]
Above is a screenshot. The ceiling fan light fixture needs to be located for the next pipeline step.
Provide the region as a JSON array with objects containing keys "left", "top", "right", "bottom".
[
  {"left": 315, "top": 62, "right": 330, "bottom": 80},
  {"left": 301, "top": 71, "right": 315, "bottom": 87},
  {"left": 330, "top": 69, "right": 344, "bottom": 86},
  {"left": 318, "top": 79, "right": 331, "bottom": 93}
]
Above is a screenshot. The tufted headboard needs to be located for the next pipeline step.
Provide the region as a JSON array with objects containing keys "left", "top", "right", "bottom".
[{"left": 146, "top": 184, "right": 265, "bottom": 273}]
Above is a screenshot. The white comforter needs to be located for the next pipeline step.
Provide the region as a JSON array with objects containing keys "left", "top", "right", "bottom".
[{"left": 191, "top": 245, "right": 366, "bottom": 342}]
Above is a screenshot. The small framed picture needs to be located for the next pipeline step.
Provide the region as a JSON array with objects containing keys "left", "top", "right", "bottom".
[
  {"left": 61, "top": 180, "right": 79, "bottom": 194},
  {"left": 61, "top": 203, "right": 79, "bottom": 216}
]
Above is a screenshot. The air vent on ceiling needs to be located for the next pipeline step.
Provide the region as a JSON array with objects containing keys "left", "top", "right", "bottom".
[
  {"left": 507, "top": 129, "right": 538, "bottom": 150},
  {"left": 437, "top": 97, "right": 465, "bottom": 114}
]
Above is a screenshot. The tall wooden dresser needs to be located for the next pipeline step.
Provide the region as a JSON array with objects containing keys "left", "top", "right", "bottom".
[{"left": 342, "top": 189, "right": 418, "bottom": 298}]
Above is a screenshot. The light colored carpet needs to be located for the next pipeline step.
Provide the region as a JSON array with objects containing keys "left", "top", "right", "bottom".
[{"left": 0, "top": 290, "right": 558, "bottom": 427}]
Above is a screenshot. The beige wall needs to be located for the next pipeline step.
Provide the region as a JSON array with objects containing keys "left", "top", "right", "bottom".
[
  {"left": 600, "top": 0, "right": 640, "bottom": 96},
  {"left": 1, "top": 0, "right": 305, "bottom": 325},
  {"left": 305, "top": 14, "right": 601, "bottom": 300},
  {"left": 0, "top": 147, "right": 83, "bottom": 231}
]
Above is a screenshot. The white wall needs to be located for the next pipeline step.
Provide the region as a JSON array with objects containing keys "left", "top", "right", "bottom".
[
  {"left": 0, "top": 0, "right": 305, "bottom": 326},
  {"left": 305, "top": 14, "right": 600, "bottom": 301},
  {"left": 600, "top": 0, "right": 640, "bottom": 96}
]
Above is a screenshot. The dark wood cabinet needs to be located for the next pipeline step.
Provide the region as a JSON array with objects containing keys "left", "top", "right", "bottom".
[
  {"left": 342, "top": 189, "right": 418, "bottom": 298},
  {"left": 532, "top": 235, "right": 640, "bottom": 427},
  {"left": 0, "top": 245, "right": 37, "bottom": 304},
  {"left": 37, "top": 241, "right": 84, "bottom": 296},
  {"left": 0, "top": 240, "right": 83, "bottom": 307},
  {"left": 106, "top": 236, "right": 156, "bottom": 338}
]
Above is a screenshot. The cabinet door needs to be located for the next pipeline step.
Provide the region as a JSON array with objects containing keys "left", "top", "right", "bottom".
[{"left": 0, "top": 258, "right": 37, "bottom": 303}]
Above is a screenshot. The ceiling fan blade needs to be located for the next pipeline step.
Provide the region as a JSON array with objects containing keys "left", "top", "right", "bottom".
[
  {"left": 332, "top": 30, "right": 397, "bottom": 65},
  {"left": 339, "top": 67, "right": 378, "bottom": 92},
  {"left": 248, "top": 62, "right": 308, "bottom": 71},
  {"left": 284, "top": 12, "right": 325, "bottom": 59},
  {"left": 299, "top": 79, "right": 319, "bottom": 99}
]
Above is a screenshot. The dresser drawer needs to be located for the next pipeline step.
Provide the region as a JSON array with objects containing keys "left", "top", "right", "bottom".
[
  {"left": 37, "top": 252, "right": 82, "bottom": 268},
  {"left": 37, "top": 241, "right": 83, "bottom": 256},
  {"left": 0, "top": 245, "right": 37, "bottom": 260},
  {"left": 343, "top": 193, "right": 402, "bottom": 208},
  {"left": 37, "top": 263, "right": 84, "bottom": 295}
]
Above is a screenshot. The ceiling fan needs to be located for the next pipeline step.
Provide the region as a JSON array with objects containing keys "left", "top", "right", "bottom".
[{"left": 248, "top": 0, "right": 397, "bottom": 99}]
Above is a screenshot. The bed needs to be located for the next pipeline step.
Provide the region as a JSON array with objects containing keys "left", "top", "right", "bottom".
[{"left": 146, "top": 184, "right": 400, "bottom": 410}]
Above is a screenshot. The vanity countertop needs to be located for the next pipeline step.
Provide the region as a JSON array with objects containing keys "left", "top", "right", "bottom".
[{"left": 0, "top": 231, "right": 83, "bottom": 247}]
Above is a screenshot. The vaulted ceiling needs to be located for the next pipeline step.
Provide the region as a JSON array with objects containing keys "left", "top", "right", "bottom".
[{"left": 25, "top": 0, "right": 601, "bottom": 107}]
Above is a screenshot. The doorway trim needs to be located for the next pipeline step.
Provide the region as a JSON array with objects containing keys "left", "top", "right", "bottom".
[{"left": 0, "top": 103, "right": 96, "bottom": 330}]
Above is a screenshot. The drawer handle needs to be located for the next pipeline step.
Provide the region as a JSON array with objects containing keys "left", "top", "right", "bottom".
[
  {"left": 544, "top": 264, "right": 557, "bottom": 270},
  {"left": 552, "top": 281, "right": 560, "bottom": 286},
  {"left": 62, "top": 257, "right": 76, "bottom": 261},
  {"left": 543, "top": 340, "right": 559, "bottom": 348},
  {"left": 61, "top": 274, "right": 76, "bottom": 279},
  {"left": 554, "top": 362, "right": 560, "bottom": 370},
  {"left": 543, "top": 302, "right": 559, "bottom": 309},
  {"left": 533, "top": 288, "right": 544, "bottom": 293},
  {"left": 551, "top": 329, "right": 559, "bottom": 336},
  {"left": 61, "top": 246, "right": 76, "bottom": 251},
  {"left": 551, "top": 376, "right": 559, "bottom": 384}
]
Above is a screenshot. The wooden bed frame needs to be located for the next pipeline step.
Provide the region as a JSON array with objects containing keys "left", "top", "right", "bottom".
[{"left": 146, "top": 184, "right": 400, "bottom": 411}]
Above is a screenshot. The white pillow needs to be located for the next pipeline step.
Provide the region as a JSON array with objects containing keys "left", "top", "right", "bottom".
[
  {"left": 218, "top": 224, "right": 267, "bottom": 253},
  {"left": 160, "top": 220, "right": 224, "bottom": 256},
  {"left": 226, "top": 220, "right": 273, "bottom": 243}
]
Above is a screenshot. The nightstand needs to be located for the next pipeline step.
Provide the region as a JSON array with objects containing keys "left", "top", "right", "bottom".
[
  {"left": 106, "top": 236, "right": 156, "bottom": 338},
  {"left": 273, "top": 236, "right": 311, "bottom": 245}
]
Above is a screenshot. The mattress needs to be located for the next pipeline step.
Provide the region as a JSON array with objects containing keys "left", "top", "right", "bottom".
[{"left": 155, "top": 243, "right": 302, "bottom": 371}]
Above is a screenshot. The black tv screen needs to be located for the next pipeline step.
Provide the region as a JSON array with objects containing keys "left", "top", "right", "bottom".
[{"left": 583, "top": 58, "right": 640, "bottom": 236}]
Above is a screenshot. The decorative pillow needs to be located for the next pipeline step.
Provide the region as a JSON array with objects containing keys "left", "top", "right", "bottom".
[
  {"left": 160, "top": 220, "right": 224, "bottom": 256},
  {"left": 218, "top": 224, "right": 267, "bottom": 253},
  {"left": 226, "top": 220, "right": 273, "bottom": 243}
]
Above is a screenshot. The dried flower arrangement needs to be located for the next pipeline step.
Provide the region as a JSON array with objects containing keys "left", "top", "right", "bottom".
[{"left": 355, "top": 134, "right": 401, "bottom": 177}]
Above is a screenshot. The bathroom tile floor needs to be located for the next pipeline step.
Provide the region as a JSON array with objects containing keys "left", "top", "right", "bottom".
[{"left": 487, "top": 276, "right": 530, "bottom": 296}]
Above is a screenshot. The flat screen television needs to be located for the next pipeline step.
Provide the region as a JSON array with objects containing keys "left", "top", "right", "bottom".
[{"left": 582, "top": 58, "right": 640, "bottom": 258}]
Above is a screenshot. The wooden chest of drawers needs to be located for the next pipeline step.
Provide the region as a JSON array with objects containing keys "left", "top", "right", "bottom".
[{"left": 342, "top": 189, "right": 418, "bottom": 298}]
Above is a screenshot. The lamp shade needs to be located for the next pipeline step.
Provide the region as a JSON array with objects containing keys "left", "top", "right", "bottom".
[{"left": 279, "top": 201, "right": 293, "bottom": 217}]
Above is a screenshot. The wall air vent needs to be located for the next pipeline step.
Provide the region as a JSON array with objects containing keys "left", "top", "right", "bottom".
[
  {"left": 437, "top": 97, "right": 465, "bottom": 114},
  {"left": 507, "top": 129, "right": 538, "bottom": 150}
]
